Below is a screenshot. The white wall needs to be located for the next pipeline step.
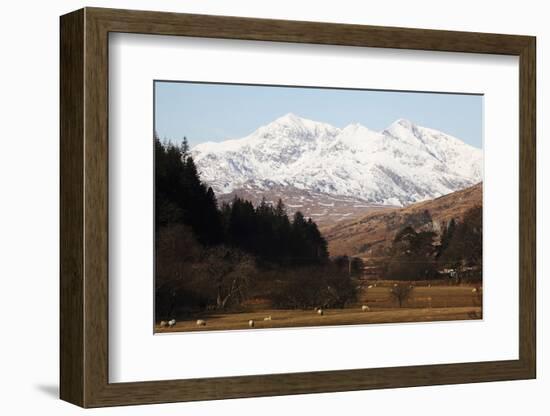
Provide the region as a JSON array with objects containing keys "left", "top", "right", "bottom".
[{"left": 0, "top": 1, "right": 545, "bottom": 415}]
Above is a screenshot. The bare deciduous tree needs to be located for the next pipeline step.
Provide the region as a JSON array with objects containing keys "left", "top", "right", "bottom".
[
  {"left": 389, "top": 283, "right": 414, "bottom": 308},
  {"left": 201, "top": 246, "right": 256, "bottom": 310},
  {"left": 155, "top": 224, "right": 203, "bottom": 319}
]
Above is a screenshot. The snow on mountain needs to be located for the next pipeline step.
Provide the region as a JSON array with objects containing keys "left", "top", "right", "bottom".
[{"left": 191, "top": 113, "right": 483, "bottom": 207}]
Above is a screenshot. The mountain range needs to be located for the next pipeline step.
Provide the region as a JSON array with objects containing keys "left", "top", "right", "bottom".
[{"left": 191, "top": 113, "right": 483, "bottom": 223}]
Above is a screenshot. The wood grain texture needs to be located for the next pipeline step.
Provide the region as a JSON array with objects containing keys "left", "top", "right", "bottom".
[
  {"left": 518, "top": 38, "right": 536, "bottom": 376},
  {"left": 88, "top": 7, "right": 532, "bottom": 54},
  {"left": 59, "top": 8, "right": 84, "bottom": 407},
  {"left": 83, "top": 10, "right": 110, "bottom": 406},
  {"left": 59, "top": 7, "right": 537, "bottom": 408}
]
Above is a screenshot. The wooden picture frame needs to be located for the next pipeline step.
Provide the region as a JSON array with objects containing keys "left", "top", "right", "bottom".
[{"left": 60, "top": 7, "right": 536, "bottom": 408}]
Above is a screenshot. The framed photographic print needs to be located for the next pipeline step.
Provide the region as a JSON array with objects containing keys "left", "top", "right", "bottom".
[{"left": 60, "top": 7, "right": 536, "bottom": 407}]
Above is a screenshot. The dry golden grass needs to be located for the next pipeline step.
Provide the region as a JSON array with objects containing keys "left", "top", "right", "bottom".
[
  {"left": 361, "top": 284, "right": 481, "bottom": 309},
  {"left": 156, "top": 283, "right": 482, "bottom": 333}
]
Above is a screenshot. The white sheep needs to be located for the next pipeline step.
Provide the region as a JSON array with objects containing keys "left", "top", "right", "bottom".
[
  {"left": 159, "top": 320, "right": 168, "bottom": 328},
  {"left": 248, "top": 319, "right": 255, "bottom": 328},
  {"left": 362, "top": 305, "right": 370, "bottom": 312},
  {"left": 317, "top": 309, "right": 324, "bottom": 316},
  {"left": 263, "top": 316, "right": 272, "bottom": 321},
  {"left": 196, "top": 319, "right": 206, "bottom": 326},
  {"left": 168, "top": 319, "right": 176, "bottom": 328},
  {"left": 472, "top": 288, "right": 478, "bottom": 293},
  {"left": 393, "top": 283, "right": 398, "bottom": 287},
  {"left": 367, "top": 285, "right": 373, "bottom": 289}
]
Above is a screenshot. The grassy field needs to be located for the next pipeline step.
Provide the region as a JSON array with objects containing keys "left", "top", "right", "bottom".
[
  {"left": 360, "top": 283, "right": 481, "bottom": 309},
  {"left": 156, "top": 281, "right": 482, "bottom": 333}
]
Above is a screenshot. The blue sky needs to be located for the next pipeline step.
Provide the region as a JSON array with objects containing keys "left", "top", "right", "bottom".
[{"left": 154, "top": 81, "right": 483, "bottom": 149}]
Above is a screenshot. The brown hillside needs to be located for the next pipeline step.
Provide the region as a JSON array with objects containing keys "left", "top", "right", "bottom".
[{"left": 323, "top": 183, "right": 482, "bottom": 258}]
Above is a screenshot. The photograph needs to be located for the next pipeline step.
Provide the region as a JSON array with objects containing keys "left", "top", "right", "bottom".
[
  {"left": 51, "top": 4, "right": 537, "bottom": 410},
  {"left": 153, "top": 81, "right": 483, "bottom": 333}
]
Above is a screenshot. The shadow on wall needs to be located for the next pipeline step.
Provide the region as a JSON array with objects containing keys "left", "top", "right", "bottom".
[{"left": 34, "top": 384, "right": 58, "bottom": 399}]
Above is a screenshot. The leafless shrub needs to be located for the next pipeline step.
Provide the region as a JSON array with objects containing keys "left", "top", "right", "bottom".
[{"left": 389, "top": 283, "right": 414, "bottom": 308}]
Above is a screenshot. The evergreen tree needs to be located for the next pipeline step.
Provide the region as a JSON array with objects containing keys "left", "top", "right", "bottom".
[
  {"left": 275, "top": 199, "right": 286, "bottom": 217},
  {"left": 201, "top": 187, "right": 224, "bottom": 245},
  {"left": 272, "top": 200, "right": 292, "bottom": 264},
  {"left": 439, "top": 206, "right": 482, "bottom": 269},
  {"left": 154, "top": 136, "right": 224, "bottom": 245},
  {"left": 180, "top": 136, "right": 189, "bottom": 160},
  {"left": 155, "top": 136, "right": 185, "bottom": 228},
  {"left": 438, "top": 218, "right": 456, "bottom": 257},
  {"left": 385, "top": 224, "right": 437, "bottom": 280}
]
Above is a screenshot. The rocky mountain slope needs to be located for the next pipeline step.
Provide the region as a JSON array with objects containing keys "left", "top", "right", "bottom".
[
  {"left": 215, "top": 184, "right": 397, "bottom": 227},
  {"left": 322, "top": 182, "right": 482, "bottom": 258}
]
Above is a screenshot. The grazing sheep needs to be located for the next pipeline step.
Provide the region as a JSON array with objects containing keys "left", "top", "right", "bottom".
[
  {"left": 159, "top": 320, "right": 168, "bottom": 328},
  {"left": 317, "top": 309, "right": 324, "bottom": 316},
  {"left": 393, "top": 283, "right": 398, "bottom": 287},
  {"left": 367, "top": 285, "right": 373, "bottom": 289},
  {"left": 248, "top": 319, "right": 255, "bottom": 328},
  {"left": 167, "top": 319, "right": 176, "bottom": 328},
  {"left": 263, "top": 316, "right": 272, "bottom": 321},
  {"left": 196, "top": 319, "right": 206, "bottom": 326},
  {"left": 472, "top": 288, "right": 479, "bottom": 293},
  {"left": 362, "top": 305, "right": 370, "bottom": 312}
]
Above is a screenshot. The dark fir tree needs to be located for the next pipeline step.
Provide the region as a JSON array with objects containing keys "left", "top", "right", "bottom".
[{"left": 154, "top": 135, "right": 223, "bottom": 245}]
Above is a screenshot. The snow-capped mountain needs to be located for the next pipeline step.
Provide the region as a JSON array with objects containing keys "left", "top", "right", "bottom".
[{"left": 191, "top": 113, "right": 482, "bottom": 207}]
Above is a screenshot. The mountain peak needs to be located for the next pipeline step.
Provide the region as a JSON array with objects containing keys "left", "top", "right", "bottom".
[
  {"left": 268, "top": 113, "right": 317, "bottom": 128},
  {"left": 382, "top": 119, "right": 422, "bottom": 144},
  {"left": 389, "top": 118, "right": 417, "bottom": 130},
  {"left": 258, "top": 113, "right": 339, "bottom": 139},
  {"left": 343, "top": 122, "right": 361, "bottom": 130},
  {"left": 276, "top": 112, "right": 302, "bottom": 123},
  {"left": 340, "top": 122, "right": 378, "bottom": 139}
]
